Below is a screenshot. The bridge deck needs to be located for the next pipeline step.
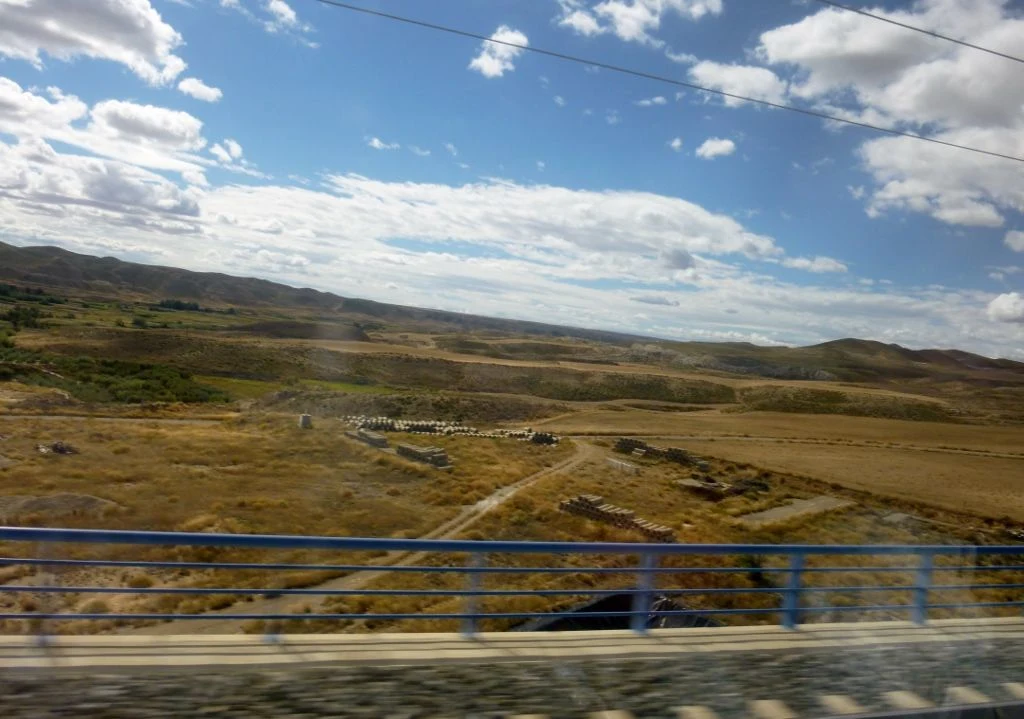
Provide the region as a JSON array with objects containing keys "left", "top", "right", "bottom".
[
  {"left": 2, "top": 617, "right": 1022, "bottom": 670},
  {"left": 2, "top": 619, "right": 1023, "bottom": 718}
]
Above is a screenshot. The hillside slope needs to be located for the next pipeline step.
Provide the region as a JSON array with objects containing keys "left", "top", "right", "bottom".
[{"left": 2, "top": 241, "right": 1022, "bottom": 388}]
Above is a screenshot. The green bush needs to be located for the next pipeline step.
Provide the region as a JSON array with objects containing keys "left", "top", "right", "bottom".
[{"left": 0, "top": 347, "right": 228, "bottom": 404}]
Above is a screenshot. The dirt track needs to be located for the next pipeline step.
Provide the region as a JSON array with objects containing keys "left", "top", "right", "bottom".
[{"left": 122, "top": 441, "right": 597, "bottom": 635}]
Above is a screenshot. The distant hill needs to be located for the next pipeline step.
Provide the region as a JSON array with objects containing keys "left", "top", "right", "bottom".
[
  {"left": 1, "top": 241, "right": 1022, "bottom": 384},
  {"left": 0, "top": 241, "right": 650, "bottom": 345}
]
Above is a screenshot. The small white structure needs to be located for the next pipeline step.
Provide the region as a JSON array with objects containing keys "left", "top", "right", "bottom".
[
  {"left": 298, "top": 414, "right": 313, "bottom": 429},
  {"left": 606, "top": 457, "right": 639, "bottom": 475}
]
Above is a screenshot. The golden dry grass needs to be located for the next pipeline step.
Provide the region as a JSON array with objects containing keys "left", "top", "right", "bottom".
[
  {"left": 306, "top": 443, "right": 1022, "bottom": 634},
  {"left": 0, "top": 413, "right": 572, "bottom": 628},
  {"left": 683, "top": 439, "right": 1024, "bottom": 521},
  {"left": 538, "top": 409, "right": 1024, "bottom": 453}
]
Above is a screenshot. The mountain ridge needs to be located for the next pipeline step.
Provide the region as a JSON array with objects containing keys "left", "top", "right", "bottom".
[{"left": 1, "top": 240, "right": 1020, "bottom": 371}]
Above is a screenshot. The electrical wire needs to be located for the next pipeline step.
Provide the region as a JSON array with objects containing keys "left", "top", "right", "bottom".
[
  {"left": 812, "top": 0, "right": 1024, "bottom": 65},
  {"left": 309, "top": 0, "right": 1024, "bottom": 163}
]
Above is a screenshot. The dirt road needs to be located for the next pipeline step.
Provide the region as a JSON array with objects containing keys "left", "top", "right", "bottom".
[{"left": 124, "top": 441, "right": 597, "bottom": 635}]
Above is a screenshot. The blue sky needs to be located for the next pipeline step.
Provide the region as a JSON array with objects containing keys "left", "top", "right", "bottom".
[{"left": 0, "top": 0, "right": 1022, "bottom": 357}]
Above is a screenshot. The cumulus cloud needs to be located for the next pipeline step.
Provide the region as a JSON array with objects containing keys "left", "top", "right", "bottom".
[
  {"left": 177, "top": 77, "right": 223, "bottom": 102},
  {"left": 554, "top": 95, "right": 566, "bottom": 107},
  {"left": 756, "top": 0, "right": 1024, "bottom": 228},
  {"left": 555, "top": 0, "right": 723, "bottom": 46},
  {"left": 1006, "top": 230, "right": 1024, "bottom": 252},
  {"left": 223, "top": 139, "right": 243, "bottom": 160},
  {"left": 367, "top": 137, "right": 400, "bottom": 150},
  {"left": 688, "top": 61, "right": 787, "bottom": 106},
  {"left": 669, "top": 137, "right": 683, "bottom": 152},
  {"left": 3, "top": 164, "right": 1023, "bottom": 356},
  {"left": 90, "top": 100, "right": 205, "bottom": 151},
  {"left": 0, "top": 0, "right": 186, "bottom": 85},
  {"left": 444, "top": 143, "right": 458, "bottom": 157},
  {"left": 782, "top": 256, "right": 848, "bottom": 273},
  {"left": 987, "top": 293, "right": 1024, "bottom": 323},
  {"left": 468, "top": 25, "right": 528, "bottom": 78},
  {"left": 695, "top": 137, "right": 736, "bottom": 159},
  {"left": 409, "top": 145, "right": 431, "bottom": 157}
]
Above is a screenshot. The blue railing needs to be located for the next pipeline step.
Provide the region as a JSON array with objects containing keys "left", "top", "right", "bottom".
[{"left": 1, "top": 526, "right": 1023, "bottom": 634}]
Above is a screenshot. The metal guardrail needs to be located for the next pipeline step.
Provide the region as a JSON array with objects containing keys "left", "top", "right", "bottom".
[{"left": 1, "top": 527, "right": 1023, "bottom": 634}]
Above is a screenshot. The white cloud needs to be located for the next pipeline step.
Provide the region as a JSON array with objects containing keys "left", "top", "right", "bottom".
[
  {"left": 782, "top": 256, "right": 848, "bottom": 273},
  {"left": 367, "top": 137, "right": 400, "bottom": 151},
  {"left": 177, "top": 77, "right": 223, "bottom": 102},
  {"left": 848, "top": 185, "right": 866, "bottom": 200},
  {"left": 554, "top": 95, "right": 566, "bottom": 107},
  {"left": 409, "top": 145, "right": 431, "bottom": 157},
  {"left": 669, "top": 137, "right": 683, "bottom": 152},
  {"left": 536, "top": 160, "right": 546, "bottom": 171},
  {"left": 756, "top": 0, "right": 1024, "bottom": 228},
  {"left": 688, "top": 61, "right": 787, "bottom": 107},
  {"left": 89, "top": 100, "right": 205, "bottom": 151},
  {"left": 209, "top": 144, "right": 231, "bottom": 163},
  {"left": 635, "top": 95, "right": 667, "bottom": 107},
  {"left": 444, "top": 143, "right": 459, "bottom": 157},
  {"left": 223, "top": 0, "right": 315, "bottom": 45},
  {"left": 555, "top": 0, "right": 723, "bottom": 47},
  {"left": 987, "top": 293, "right": 1024, "bottom": 323},
  {"left": 1006, "top": 230, "right": 1024, "bottom": 252},
  {"left": 606, "top": 110, "right": 621, "bottom": 125},
  {"left": 457, "top": 162, "right": 470, "bottom": 170},
  {"left": 665, "top": 49, "right": 698, "bottom": 64},
  {"left": 468, "top": 25, "right": 528, "bottom": 79},
  {"left": 3, "top": 164, "right": 1023, "bottom": 357},
  {"left": 0, "top": 0, "right": 186, "bottom": 85},
  {"left": 695, "top": 137, "right": 736, "bottom": 159},
  {"left": 223, "top": 139, "right": 243, "bottom": 160},
  {"left": 266, "top": 0, "right": 297, "bottom": 26}
]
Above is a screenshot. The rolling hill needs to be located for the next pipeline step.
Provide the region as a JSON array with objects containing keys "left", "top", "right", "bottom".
[{"left": 1, "top": 240, "right": 1022, "bottom": 387}]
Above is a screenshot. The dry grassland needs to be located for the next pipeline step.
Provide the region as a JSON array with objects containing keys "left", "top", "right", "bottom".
[
  {"left": 538, "top": 409, "right": 1024, "bottom": 453},
  {"left": 305, "top": 446, "right": 1020, "bottom": 634},
  {"left": 0, "top": 414, "right": 572, "bottom": 629},
  {"left": 682, "top": 440, "right": 1024, "bottom": 521}
]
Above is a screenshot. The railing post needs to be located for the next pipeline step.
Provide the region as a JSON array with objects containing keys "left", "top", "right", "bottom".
[
  {"left": 461, "top": 552, "right": 486, "bottom": 638},
  {"left": 630, "top": 552, "right": 658, "bottom": 635},
  {"left": 782, "top": 552, "right": 804, "bottom": 630},
  {"left": 913, "top": 553, "right": 933, "bottom": 626}
]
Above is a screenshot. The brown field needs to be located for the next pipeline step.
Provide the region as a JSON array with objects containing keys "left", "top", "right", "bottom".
[
  {"left": 683, "top": 440, "right": 1024, "bottom": 521},
  {"left": 306, "top": 443, "right": 1022, "bottom": 634},
  {"left": 538, "top": 408, "right": 1024, "bottom": 453},
  {"left": 0, "top": 414, "right": 573, "bottom": 628}
]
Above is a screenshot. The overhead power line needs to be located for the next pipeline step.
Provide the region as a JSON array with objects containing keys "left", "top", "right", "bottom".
[
  {"left": 309, "top": 0, "right": 1024, "bottom": 164},
  {"left": 812, "top": 0, "right": 1024, "bottom": 65}
]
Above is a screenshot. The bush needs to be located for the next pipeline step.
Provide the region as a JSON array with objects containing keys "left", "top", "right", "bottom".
[{"left": 131, "top": 316, "right": 149, "bottom": 329}]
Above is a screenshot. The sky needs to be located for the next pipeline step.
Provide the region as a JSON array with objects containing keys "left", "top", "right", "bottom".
[{"left": 0, "top": 0, "right": 1023, "bottom": 359}]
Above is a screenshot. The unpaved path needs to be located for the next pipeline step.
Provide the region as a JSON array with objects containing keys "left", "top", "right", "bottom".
[{"left": 123, "top": 442, "right": 598, "bottom": 635}]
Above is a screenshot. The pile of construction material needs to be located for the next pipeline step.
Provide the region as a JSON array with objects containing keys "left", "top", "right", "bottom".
[
  {"left": 396, "top": 443, "right": 453, "bottom": 470},
  {"left": 342, "top": 416, "right": 559, "bottom": 444},
  {"left": 606, "top": 457, "right": 639, "bottom": 474},
  {"left": 344, "top": 428, "right": 389, "bottom": 448},
  {"left": 676, "top": 477, "right": 732, "bottom": 500},
  {"left": 559, "top": 494, "right": 674, "bottom": 543},
  {"left": 614, "top": 438, "right": 698, "bottom": 466}
]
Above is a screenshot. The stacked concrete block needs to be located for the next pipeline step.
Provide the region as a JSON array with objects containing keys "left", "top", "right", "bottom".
[
  {"left": 676, "top": 477, "right": 731, "bottom": 500},
  {"left": 342, "top": 416, "right": 560, "bottom": 444},
  {"left": 558, "top": 494, "right": 675, "bottom": 543},
  {"left": 396, "top": 443, "right": 453, "bottom": 470}
]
